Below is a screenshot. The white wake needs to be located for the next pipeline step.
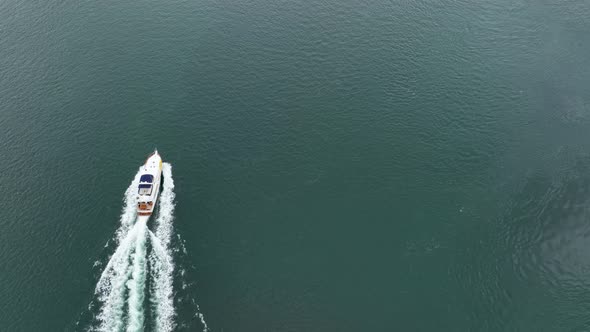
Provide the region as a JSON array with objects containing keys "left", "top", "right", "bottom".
[
  {"left": 95, "top": 169, "right": 143, "bottom": 332},
  {"left": 89, "top": 163, "right": 207, "bottom": 332},
  {"left": 126, "top": 220, "right": 148, "bottom": 332},
  {"left": 149, "top": 163, "right": 176, "bottom": 332}
]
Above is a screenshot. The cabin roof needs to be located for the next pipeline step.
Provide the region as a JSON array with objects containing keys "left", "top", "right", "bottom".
[{"left": 139, "top": 174, "right": 154, "bottom": 183}]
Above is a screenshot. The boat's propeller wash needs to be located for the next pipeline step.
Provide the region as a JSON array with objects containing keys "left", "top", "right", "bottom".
[{"left": 77, "top": 152, "right": 208, "bottom": 332}]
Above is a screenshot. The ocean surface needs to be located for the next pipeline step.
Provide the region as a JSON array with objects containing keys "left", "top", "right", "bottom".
[{"left": 1, "top": 0, "right": 590, "bottom": 331}]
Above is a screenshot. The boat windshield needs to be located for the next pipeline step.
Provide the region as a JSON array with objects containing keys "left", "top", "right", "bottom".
[
  {"left": 140, "top": 174, "right": 154, "bottom": 183},
  {"left": 138, "top": 184, "right": 152, "bottom": 195}
]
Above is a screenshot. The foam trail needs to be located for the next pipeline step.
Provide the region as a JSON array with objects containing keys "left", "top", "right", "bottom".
[
  {"left": 96, "top": 224, "right": 137, "bottom": 292},
  {"left": 96, "top": 223, "right": 139, "bottom": 331},
  {"left": 87, "top": 162, "right": 208, "bottom": 332},
  {"left": 95, "top": 167, "right": 143, "bottom": 289},
  {"left": 94, "top": 168, "right": 142, "bottom": 331},
  {"left": 149, "top": 231, "right": 170, "bottom": 268},
  {"left": 150, "top": 163, "right": 176, "bottom": 332},
  {"left": 126, "top": 221, "right": 148, "bottom": 332}
]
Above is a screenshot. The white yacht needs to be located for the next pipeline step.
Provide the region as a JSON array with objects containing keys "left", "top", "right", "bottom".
[{"left": 136, "top": 150, "right": 163, "bottom": 219}]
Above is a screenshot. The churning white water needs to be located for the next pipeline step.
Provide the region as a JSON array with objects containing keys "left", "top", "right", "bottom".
[{"left": 88, "top": 163, "right": 207, "bottom": 332}]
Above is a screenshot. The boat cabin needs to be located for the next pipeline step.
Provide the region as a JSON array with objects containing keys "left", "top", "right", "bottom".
[
  {"left": 138, "top": 184, "right": 152, "bottom": 195},
  {"left": 138, "top": 174, "right": 154, "bottom": 195}
]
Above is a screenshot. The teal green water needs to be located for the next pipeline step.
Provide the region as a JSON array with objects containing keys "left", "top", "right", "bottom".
[{"left": 2, "top": 0, "right": 590, "bottom": 330}]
